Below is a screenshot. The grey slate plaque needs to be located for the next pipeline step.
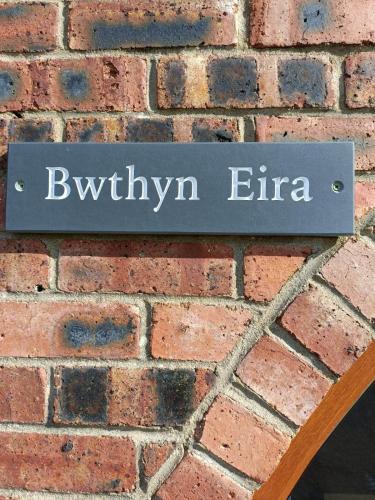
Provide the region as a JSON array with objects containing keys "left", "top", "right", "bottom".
[{"left": 6, "top": 142, "right": 354, "bottom": 235}]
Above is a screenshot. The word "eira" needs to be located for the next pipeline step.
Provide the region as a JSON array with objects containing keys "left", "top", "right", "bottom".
[{"left": 45, "top": 165, "right": 313, "bottom": 212}]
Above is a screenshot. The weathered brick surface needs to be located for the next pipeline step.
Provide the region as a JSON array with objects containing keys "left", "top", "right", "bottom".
[
  {"left": 174, "top": 117, "right": 241, "bottom": 142},
  {"left": 0, "top": 57, "right": 147, "bottom": 112},
  {"left": 8, "top": 118, "right": 56, "bottom": 143},
  {"left": 0, "top": 60, "right": 32, "bottom": 112},
  {"left": 157, "top": 54, "right": 335, "bottom": 109},
  {"left": 65, "top": 116, "right": 241, "bottom": 143},
  {"left": 244, "top": 244, "right": 312, "bottom": 302},
  {"left": 142, "top": 443, "right": 175, "bottom": 480},
  {"left": 0, "top": 240, "right": 49, "bottom": 292},
  {"left": 0, "top": 118, "right": 55, "bottom": 159},
  {"left": 54, "top": 367, "right": 214, "bottom": 427},
  {"left": 58, "top": 240, "right": 234, "bottom": 297},
  {"left": 151, "top": 303, "right": 252, "bottom": 361},
  {"left": 31, "top": 57, "right": 147, "bottom": 111},
  {"left": 0, "top": 302, "right": 140, "bottom": 359},
  {"left": 68, "top": 0, "right": 237, "bottom": 50},
  {"left": 0, "top": 3, "right": 58, "bottom": 52},
  {"left": 156, "top": 453, "right": 253, "bottom": 499},
  {"left": 199, "top": 395, "right": 290, "bottom": 483},
  {"left": 280, "top": 284, "right": 372, "bottom": 375},
  {"left": 0, "top": 432, "right": 136, "bottom": 493},
  {"left": 346, "top": 53, "right": 375, "bottom": 108},
  {"left": 321, "top": 239, "right": 375, "bottom": 322},
  {"left": 0, "top": 367, "right": 47, "bottom": 423},
  {"left": 237, "top": 336, "right": 332, "bottom": 425},
  {"left": 251, "top": 0, "right": 375, "bottom": 47},
  {"left": 65, "top": 117, "right": 125, "bottom": 142},
  {"left": 256, "top": 115, "right": 375, "bottom": 171},
  {"left": 355, "top": 182, "right": 375, "bottom": 219},
  {"left": 108, "top": 368, "right": 215, "bottom": 427}
]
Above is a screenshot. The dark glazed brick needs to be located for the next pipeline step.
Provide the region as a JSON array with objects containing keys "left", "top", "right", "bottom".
[
  {"left": 60, "top": 70, "right": 89, "bottom": 100},
  {"left": 208, "top": 58, "right": 258, "bottom": 106},
  {"left": 278, "top": 59, "right": 327, "bottom": 106},
  {"left": 77, "top": 122, "right": 103, "bottom": 141},
  {"left": 163, "top": 60, "right": 187, "bottom": 107},
  {"left": 92, "top": 17, "right": 211, "bottom": 49},
  {"left": 126, "top": 118, "right": 174, "bottom": 142},
  {"left": 0, "top": 71, "right": 18, "bottom": 100},
  {"left": 0, "top": 5, "right": 25, "bottom": 17},
  {"left": 192, "top": 121, "right": 234, "bottom": 142},
  {"left": 8, "top": 120, "right": 54, "bottom": 142},
  {"left": 155, "top": 370, "right": 195, "bottom": 426},
  {"left": 64, "top": 318, "right": 135, "bottom": 348},
  {"left": 55, "top": 367, "right": 108, "bottom": 424},
  {"left": 300, "top": 1, "right": 329, "bottom": 32}
]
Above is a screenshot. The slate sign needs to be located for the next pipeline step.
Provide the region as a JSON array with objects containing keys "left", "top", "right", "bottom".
[{"left": 6, "top": 142, "right": 354, "bottom": 235}]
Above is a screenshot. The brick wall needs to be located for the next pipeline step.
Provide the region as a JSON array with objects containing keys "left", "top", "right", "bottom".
[{"left": 0, "top": 1, "right": 374, "bottom": 499}]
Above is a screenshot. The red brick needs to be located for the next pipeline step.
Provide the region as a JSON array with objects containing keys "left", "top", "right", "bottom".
[
  {"left": 355, "top": 182, "right": 375, "bottom": 219},
  {"left": 0, "top": 432, "right": 136, "bottom": 493},
  {"left": 280, "top": 284, "right": 372, "bottom": 375},
  {"left": 199, "top": 395, "right": 290, "bottom": 483},
  {"left": 0, "top": 3, "right": 58, "bottom": 52},
  {"left": 58, "top": 240, "right": 234, "bottom": 297},
  {"left": 157, "top": 54, "right": 335, "bottom": 109},
  {"left": 237, "top": 336, "right": 332, "bottom": 425},
  {"left": 108, "top": 368, "right": 215, "bottom": 427},
  {"left": 142, "top": 443, "right": 175, "bottom": 479},
  {"left": 29, "top": 57, "right": 147, "bottom": 111},
  {"left": 256, "top": 116, "right": 375, "bottom": 171},
  {"left": 68, "top": 0, "right": 237, "bottom": 50},
  {"left": 0, "top": 61, "right": 32, "bottom": 112},
  {"left": 0, "top": 367, "right": 46, "bottom": 424},
  {"left": 0, "top": 302, "right": 140, "bottom": 359},
  {"left": 66, "top": 117, "right": 125, "bottom": 142},
  {"left": 151, "top": 303, "right": 252, "bottom": 362},
  {"left": 321, "top": 239, "right": 375, "bottom": 322},
  {"left": 156, "top": 453, "right": 253, "bottom": 499},
  {"left": 251, "top": 0, "right": 375, "bottom": 47},
  {"left": 0, "top": 240, "right": 49, "bottom": 292},
  {"left": 244, "top": 245, "right": 312, "bottom": 302},
  {"left": 346, "top": 53, "right": 375, "bottom": 108}
]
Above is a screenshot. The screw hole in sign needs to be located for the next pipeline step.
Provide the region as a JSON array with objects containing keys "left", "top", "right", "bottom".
[
  {"left": 15, "top": 180, "right": 24, "bottom": 192},
  {"left": 332, "top": 180, "right": 344, "bottom": 193}
]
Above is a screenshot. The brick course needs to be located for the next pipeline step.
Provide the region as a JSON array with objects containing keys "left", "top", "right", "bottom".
[
  {"left": 157, "top": 54, "right": 335, "bottom": 109},
  {"left": 58, "top": 240, "right": 234, "bottom": 296}
]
